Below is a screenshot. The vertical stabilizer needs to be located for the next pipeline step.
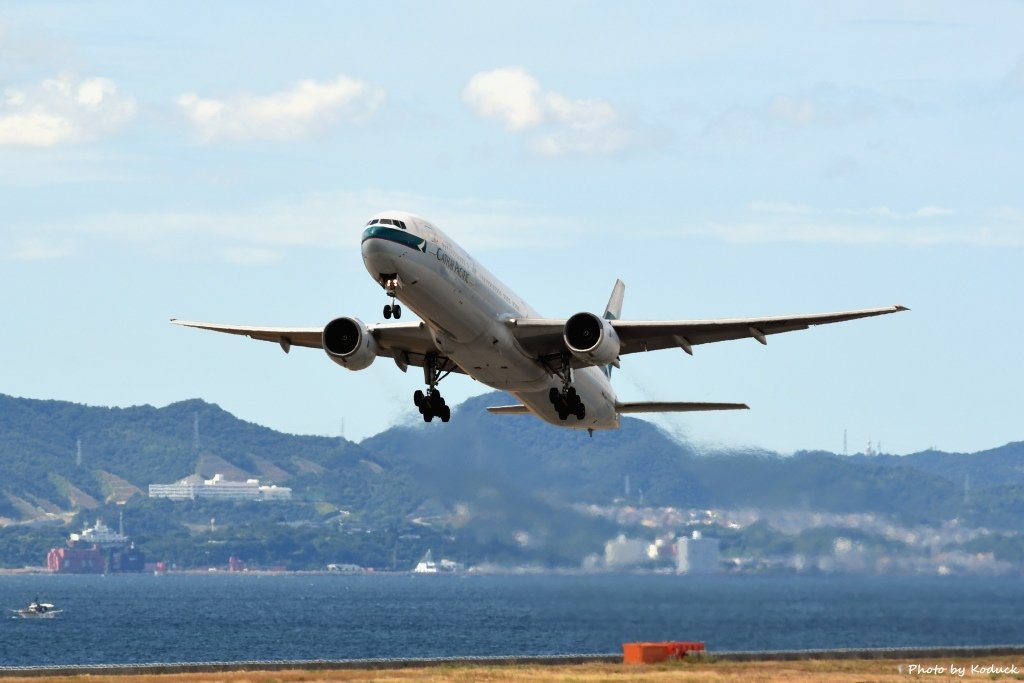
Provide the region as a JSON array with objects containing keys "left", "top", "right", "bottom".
[
  {"left": 604, "top": 279, "right": 625, "bottom": 321},
  {"left": 602, "top": 279, "right": 625, "bottom": 378}
]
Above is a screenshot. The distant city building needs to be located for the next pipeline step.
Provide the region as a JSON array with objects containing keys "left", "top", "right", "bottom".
[
  {"left": 413, "top": 549, "right": 463, "bottom": 573},
  {"left": 676, "top": 530, "right": 720, "bottom": 575},
  {"left": 148, "top": 473, "right": 292, "bottom": 501},
  {"left": 604, "top": 534, "right": 649, "bottom": 568}
]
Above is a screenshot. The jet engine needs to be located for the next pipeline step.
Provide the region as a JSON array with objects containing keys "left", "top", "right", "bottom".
[
  {"left": 322, "top": 317, "right": 378, "bottom": 371},
  {"left": 563, "top": 312, "right": 621, "bottom": 366}
]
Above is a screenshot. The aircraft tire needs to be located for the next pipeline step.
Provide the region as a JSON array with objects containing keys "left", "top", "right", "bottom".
[
  {"left": 413, "top": 390, "right": 424, "bottom": 407},
  {"left": 393, "top": 305, "right": 402, "bottom": 319},
  {"left": 383, "top": 305, "right": 392, "bottom": 319},
  {"left": 440, "top": 405, "right": 451, "bottom": 422}
]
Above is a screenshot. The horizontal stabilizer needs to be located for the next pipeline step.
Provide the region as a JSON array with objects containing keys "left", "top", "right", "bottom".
[
  {"left": 616, "top": 401, "right": 749, "bottom": 414},
  {"left": 486, "top": 404, "right": 530, "bottom": 414}
]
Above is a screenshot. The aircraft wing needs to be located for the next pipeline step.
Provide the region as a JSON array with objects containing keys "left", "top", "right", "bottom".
[
  {"left": 170, "top": 318, "right": 454, "bottom": 372},
  {"left": 170, "top": 320, "right": 325, "bottom": 350},
  {"left": 508, "top": 305, "right": 907, "bottom": 362},
  {"left": 610, "top": 305, "right": 908, "bottom": 355}
]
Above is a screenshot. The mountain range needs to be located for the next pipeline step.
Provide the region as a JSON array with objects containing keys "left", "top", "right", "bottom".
[{"left": 0, "top": 391, "right": 1021, "bottom": 568}]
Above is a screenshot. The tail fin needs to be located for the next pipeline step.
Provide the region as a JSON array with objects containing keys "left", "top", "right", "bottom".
[
  {"left": 602, "top": 279, "right": 625, "bottom": 378},
  {"left": 604, "top": 279, "right": 625, "bottom": 321}
]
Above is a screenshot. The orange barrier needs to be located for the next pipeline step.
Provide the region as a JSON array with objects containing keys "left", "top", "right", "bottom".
[{"left": 622, "top": 641, "right": 705, "bottom": 664}]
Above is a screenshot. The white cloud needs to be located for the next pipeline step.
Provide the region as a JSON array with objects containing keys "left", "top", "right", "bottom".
[
  {"left": 222, "top": 246, "right": 283, "bottom": 266},
  {"left": 838, "top": 206, "right": 955, "bottom": 220},
  {"left": 749, "top": 201, "right": 814, "bottom": 215},
  {"left": 0, "top": 74, "right": 136, "bottom": 147},
  {"left": 22, "top": 190, "right": 577, "bottom": 265},
  {"left": 176, "top": 76, "right": 384, "bottom": 143},
  {"left": 705, "top": 87, "right": 879, "bottom": 138},
  {"left": 991, "top": 206, "right": 1024, "bottom": 222},
  {"left": 672, "top": 203, "right": 1019, "bottom": 247},
  {"left": 912, "top": 206, "right": 954, "bottom": 218},
  {"left": 766, "top": 95, "right": 817, "bottom": 125},
  {"left": 0, "top": 236, "right": 75, "bottom": 261},
  {"left": 1005, "top": 55, "right": 1024, "bottom": 90},
  {"left": 463, "top": 67, "right": 638, "bottom": 156},
  {"left": 462, "top": 67, "right": 543, "bottom": 131}
]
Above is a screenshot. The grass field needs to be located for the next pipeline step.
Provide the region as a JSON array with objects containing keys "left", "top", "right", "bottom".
[{"left": 2, "top": 656, "right": 1022, "bottom": 682}]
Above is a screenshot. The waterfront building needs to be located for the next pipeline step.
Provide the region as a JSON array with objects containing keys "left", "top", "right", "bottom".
[
  {"left": 604, "top": 534, "right": 649, "bottom": 568},
  {"left": 676, "top": 530, "right": 721, "bottom": 574}
]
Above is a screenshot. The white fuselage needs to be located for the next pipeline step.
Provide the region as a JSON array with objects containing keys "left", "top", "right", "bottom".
[{"left": 361, "top": 212, "right": 619, "bottom": 430}]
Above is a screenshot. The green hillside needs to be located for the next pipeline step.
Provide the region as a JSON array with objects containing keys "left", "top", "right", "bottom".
[{"left": 0, "top": 391, "right": 1021, "bottom": 570}]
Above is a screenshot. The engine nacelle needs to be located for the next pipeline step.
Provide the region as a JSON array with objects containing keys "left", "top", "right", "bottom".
[
  {"left": 563, "top": 312, "right": 621, "bottom": 366},
  {"left": 322, "top": 317, "right": 378, "bottom": 371}
]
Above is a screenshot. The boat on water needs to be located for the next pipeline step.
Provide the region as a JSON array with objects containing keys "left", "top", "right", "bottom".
[{"left": 12, "top": 598, "right": 62, "bottom": 619}]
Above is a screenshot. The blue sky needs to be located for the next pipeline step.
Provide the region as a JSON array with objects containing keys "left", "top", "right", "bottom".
[{"left": 2, "top": 2, "right": 1021, "bottom": 455}]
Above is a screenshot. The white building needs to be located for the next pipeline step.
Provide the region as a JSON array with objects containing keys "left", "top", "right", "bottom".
[
  {"left": 413, "top": 549, "right": 464, "bottom": 573},
  {"left": 604, "top": 534, "right": 649, "bottom": 568},
  {"left": 149, "top": 473, "right": 292, "bottom": 501},
  {"left": 676, "top": 530, "right": 720, "bottom": 574}
]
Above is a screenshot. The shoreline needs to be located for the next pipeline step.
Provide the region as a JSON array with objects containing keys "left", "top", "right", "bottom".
[
  {"left": 4, "top": 645, "right": 1024, "bottom": 675},
  {"left": 3, "top": 649, "right": 1024, "bottom": 682}
]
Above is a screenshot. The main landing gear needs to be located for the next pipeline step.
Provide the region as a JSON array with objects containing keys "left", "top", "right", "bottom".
[
  {"left": 380, "top": 274, "right": 402, "bottom": 319},
  {"left": 547, "top": 353, "right": 585, "bottom": 421},
  {"left": 414, "top": 354, "right": 452, "bottom": 423},
  {"left": 550, "top": 386, "right": 585, "bottom": 421}
]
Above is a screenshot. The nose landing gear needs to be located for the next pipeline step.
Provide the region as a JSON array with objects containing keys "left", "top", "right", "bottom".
[{"left": 379, "top": 274, "right": 402, "bottom": 319}]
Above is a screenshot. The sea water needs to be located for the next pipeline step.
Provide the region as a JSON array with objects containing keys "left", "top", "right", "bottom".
[{"left": 1, "top": 573, "right": 1022, "bottom": 666}]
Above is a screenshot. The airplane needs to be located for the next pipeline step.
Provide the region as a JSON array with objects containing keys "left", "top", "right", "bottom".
[{"left": 172, "top": 211, "right": 907, "bottom": 432}]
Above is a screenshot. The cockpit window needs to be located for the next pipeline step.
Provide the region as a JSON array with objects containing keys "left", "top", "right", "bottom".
[{"left": 366, "top": 218, "right": 407, "bottom": 229}]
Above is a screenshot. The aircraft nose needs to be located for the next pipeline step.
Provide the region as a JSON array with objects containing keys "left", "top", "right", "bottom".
[{"left": 361, "top": 229, "right": 397, "bottom": 272}]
